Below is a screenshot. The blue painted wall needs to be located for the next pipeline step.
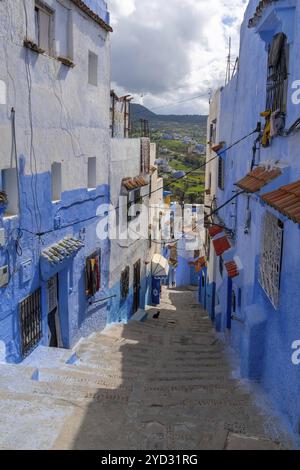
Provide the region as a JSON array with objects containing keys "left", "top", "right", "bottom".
[
  {"left": 203, "top": 0, "right": 300, "bottom": 432},
  {"left": 0, "top": 158, "right": 112, "bottom": 363}
]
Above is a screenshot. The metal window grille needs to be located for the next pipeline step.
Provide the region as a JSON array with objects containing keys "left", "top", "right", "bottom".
[
  {"left": 19, "top": 288, "right": 42, "bottom": 359},
  {"left": 266, "top": 34, "right": 288, "bottom": 113},
  {"left": 260, "top": 212, "right": 284, "bottom": 309},
  {"left": 218, "top": 157, "right": 225, "bottom": 190},
  {"left": 121, "top": 266, "right": 130, "bottom": 300}
]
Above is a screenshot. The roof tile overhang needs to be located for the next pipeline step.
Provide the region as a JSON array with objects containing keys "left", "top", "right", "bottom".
[
  {"left": 235, "top": 165, "right": 282, "bottom": 193},
  {"left": 71, "top": 1, "right": 113, "bottom": 32},
  {"left": 248, "top": 0, "right": 279, "bottom": 28},
  {"left": 42, "top": 237, "right": 84, "bottom": 265},
  {"left": 261, "top": 180, "right": 300, "bottom": 223},
  {"left": 122, "top": 176, "right": 149, "bottom": 191},
  {"left": 212, "top": 236, "right": 231, "bottom": 257},
  {"left": 225, "top": 260, "right": 239, "bottom": 278}
]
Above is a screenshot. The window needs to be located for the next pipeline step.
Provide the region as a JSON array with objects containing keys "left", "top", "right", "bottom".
[
  {"left": 1, "top": 168, "right": 19, "bottom": 216},
  {"left": 56, "top": 2, "right": 73, "bottom": 60},
  {"left": 88, "top": 157, "right": 97, "bottom": 189},
  {"left": 51, "top": 162, "right": 62, "bottom": 202},
  {"left": 159, "top": 212, "right": 163, "bottom": 232},
  {"left": 85, "top": 251, "right": 101, "bottom": 297},
  {"left": 0, "top": 80, "right": 6, "bottom": 105},
  {"left": 218, "top": 157, "right": 225, "bottom": 190},
  {"left": 35, "top": 1, "right": 54, "bottom": 55},
  {"left": 266, "top": 33, "right": 289, "bottom": 113},
  {"left": 232, "top": 290, "right": 237, "bottom": 314},
  {"left": 88, "top": 51, "right": 98, "bottom": 86},
  {"left": 170, "top": 211, "right": 175, "bottom": 240},
  {"left": 141, "top": 138, "right": 150, "bottom": 174},
  {"left": 260, "top": 212, "right": 284, "bottom": 309},
  {"left": 219, "top": 255, "right": 224, "bottom": 277},
  {"left": 120, "top": 266, "right": 130, "bottom": 300},
  {"left": 20, "top": 288, "right": 42, "bottom": 358},
  {"left": 209, "top": 119, "right": 217, "bottom": 144},
  {"left": 127, "top": 189, "right": 141, "bottom": 222}
]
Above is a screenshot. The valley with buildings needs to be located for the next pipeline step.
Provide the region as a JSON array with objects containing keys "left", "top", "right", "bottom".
[{"left": 0, "top": 0, "right": 300, "bottom": 454}]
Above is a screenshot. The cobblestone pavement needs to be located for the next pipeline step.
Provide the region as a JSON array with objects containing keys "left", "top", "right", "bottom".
[{"left": 0, "top": 287, "right": 294, "bottom": 449}]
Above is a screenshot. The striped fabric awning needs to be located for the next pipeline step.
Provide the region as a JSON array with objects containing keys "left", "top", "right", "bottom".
[
  {"left": 225, "top": 260, "right": 239, "bottom": 279},
  {"left": 212, "top": 236, "right": 231, "bottom": 257}
]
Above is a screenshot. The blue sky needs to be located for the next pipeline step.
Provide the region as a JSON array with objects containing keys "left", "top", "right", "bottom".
[{"left": 109, "top": 0, "right": 248, "bottom": 115}]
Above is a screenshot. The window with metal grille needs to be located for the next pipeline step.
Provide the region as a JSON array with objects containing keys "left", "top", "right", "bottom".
[
  {"left": 260, "top": 212, "right": 284, "bottom": 309},
  {"left": 85, "top": 251, "right": 101, "bottom": 297},
  {"left": 218, "top": 157, "right": 225, "bottom": 190},
  {"left": 120, "top": 266, "right": 130, "bottom": 300},
  {"left": 19, "top": 288, "right": 42, "bottom": 358},
  {"left": 266, "top": 33, "right": 289, "bottom": 113}
]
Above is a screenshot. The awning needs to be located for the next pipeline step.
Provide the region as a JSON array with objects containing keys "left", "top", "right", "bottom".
[
  {"left": 188, "top": 256, "right": 207, "bottom": 273},
  {"left": 261, "top": 180, "right": 300, "bottom": 223},
  {"left": 235, "top": 165, "right": 282, "bottom": 193},
  {"left": 212, "top": 236, "right": 231, "bottom": 256},
  {"left": 42, "top": 237, "right": 84, "bottom": 265},
  {"left": 152, "top": 254, "right": 170, "bottom": 277},
  {"left": 211, "top": 142, "right": 225, "bottom": 153},
  {"left": 248, "top": 1, "right": 280, "bottom": 29},
  {"left": 70, "top": 1, "right": 113, "bottom": 32},
  {"left": 122, "top": 176, "right": 149, "bottom": 191},
  {"left": 225, "top": 260, "right": 239, "bottom": 279},
  {"left": 208, "top": 225, "right": 223, "bottom": 238}
]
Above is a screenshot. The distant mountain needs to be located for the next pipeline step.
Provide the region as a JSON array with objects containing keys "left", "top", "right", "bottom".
[{"left": 131, "top": 104, "right": 207, "bottom": 125}]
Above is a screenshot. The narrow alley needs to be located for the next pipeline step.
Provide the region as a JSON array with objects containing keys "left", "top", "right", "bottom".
[{"left": 0, "top": 287, "right": 293, "bottom": 450}]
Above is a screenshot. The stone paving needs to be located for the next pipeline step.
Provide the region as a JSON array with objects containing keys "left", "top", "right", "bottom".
[{"left": 0, "top": 287, "right": 294, "bottom": 449}]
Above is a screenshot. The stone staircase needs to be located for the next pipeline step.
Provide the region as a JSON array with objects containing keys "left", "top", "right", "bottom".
[{"left": 0, "top": 287, "right": 296, "bottom": 450}]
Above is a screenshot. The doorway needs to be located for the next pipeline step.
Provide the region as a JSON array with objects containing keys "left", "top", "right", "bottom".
[
  {"left": 47, "top": 275, "right": 61, "bottom": 348},
  {"left": 133, "top": 260, "right": 141, "bottom": 314}
]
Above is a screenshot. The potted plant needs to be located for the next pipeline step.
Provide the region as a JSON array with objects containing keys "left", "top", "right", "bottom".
[{"left": 0, "top": 191, "right": 8, "bottom": 216}]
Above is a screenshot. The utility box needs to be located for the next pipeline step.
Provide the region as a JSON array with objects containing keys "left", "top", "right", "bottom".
[
  {"left": 20, "top": 260, "right": 32, "bottom": 285},
  {"left": 0, "top": 265, "right": 9, "bottom": 288}
]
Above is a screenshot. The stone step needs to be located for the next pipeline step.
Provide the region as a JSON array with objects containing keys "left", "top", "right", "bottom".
[
  {"left": 20, "top": 345, "right": 74, "bottom": 368},
  {"left": 0, "top": 364, "right": 37, "bottom": 380},
  {"left": 0, "top": 390, "right": 75, "bottom": 450}
]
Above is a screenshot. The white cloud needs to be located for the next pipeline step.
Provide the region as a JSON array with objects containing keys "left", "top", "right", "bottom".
[{"left": 109, "top": 0, "right": 247, "bottom": 114}]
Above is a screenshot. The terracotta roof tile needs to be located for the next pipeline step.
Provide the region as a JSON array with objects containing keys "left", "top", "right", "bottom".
[
  {"left": 208, "top": 225, "right": 224, "bottom": 238},
  {"left": 261, "top": 180, "right": 300, "bottom": 223},
  {"left": 235, "top": 165, "right": 282, "bottom": 193},
  {"left": 225, "top": 261, "right": 239, "bottom": 279},
  {"left": 122, "top": 176, "right": 149, "bottom": 191},
  {"left": 211, "top": 142, "right": 225, "bottom": 153},
  {"left": 212, "top": 236, "right": 231, "bottom": 256}
]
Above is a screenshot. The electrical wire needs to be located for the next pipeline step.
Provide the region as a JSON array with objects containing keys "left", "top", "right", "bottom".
[{"left": 16, "top": 126, "right": 258, "bottom": 240}]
